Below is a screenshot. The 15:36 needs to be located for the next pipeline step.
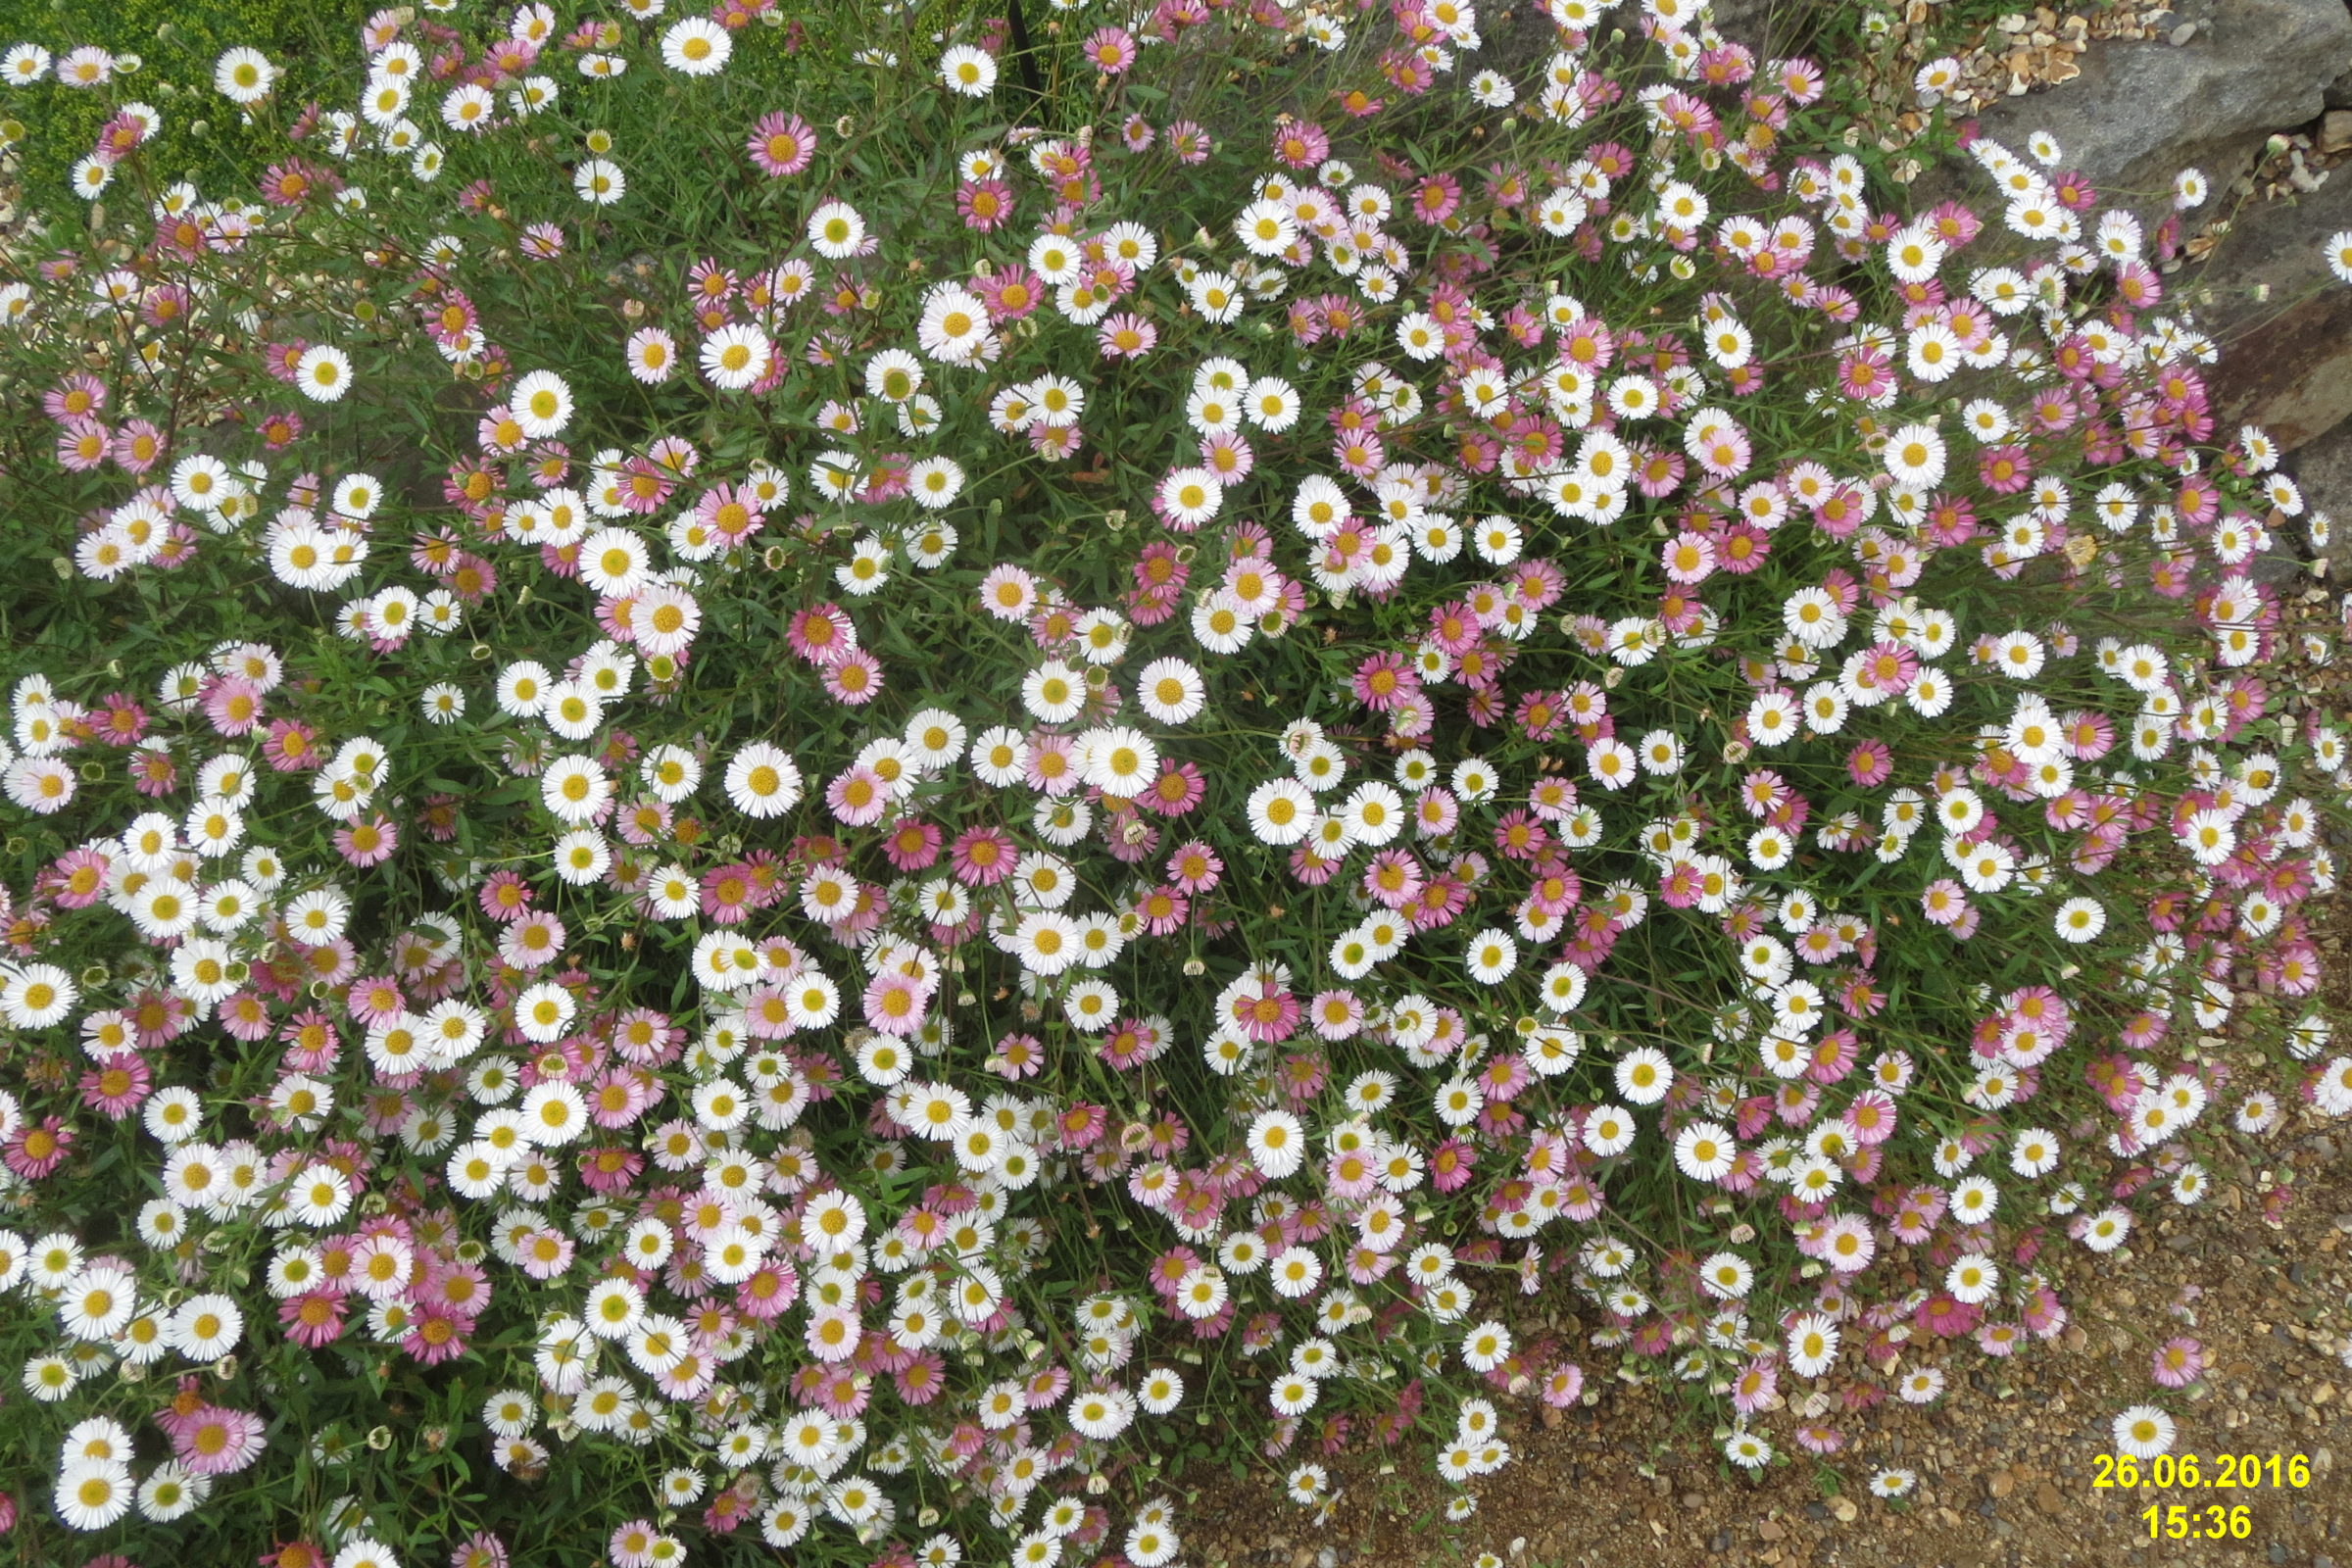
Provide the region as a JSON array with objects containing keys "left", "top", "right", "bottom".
[{"left": 2144, "top": 1503, "right": 2252, "bottom": 1540}]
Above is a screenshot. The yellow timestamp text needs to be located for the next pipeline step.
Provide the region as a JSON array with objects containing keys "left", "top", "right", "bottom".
[
  {"left": 2143, "top": 1503, "right": 2252, "bottom": 1541},
  {"left": 2092, "top": 1452, "right": 2312, "bottom": 1490}
]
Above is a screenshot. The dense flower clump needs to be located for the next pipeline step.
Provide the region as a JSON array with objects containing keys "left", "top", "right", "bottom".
[{"left": 1, "top": 0, "right": 2349, "bottom": 1564}]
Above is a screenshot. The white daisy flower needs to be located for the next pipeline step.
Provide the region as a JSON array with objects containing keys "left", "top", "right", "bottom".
[
  {"left": 2112, "top": 1404, "right": 2177, "bottom": 1458},
  {"left": 700, "top": 323, "right": 773, "bottom": 391},
  {"left": 214, "top": 46, "right": 276, "bottom": 105},
  {"left": 939, "top": 44, "right": 997, "bottom": 96},
  {"left": 574, "top": 158, "right": 625, "bottom": 205},
  {"left": 808, "top": 200, "right": 868, "bottom": 259},
  {"left": 724, "top": 742, "right": 804, "bottom": 817},
  {"left": 294, "top": 344, "right": 354, "bottom": 403},
  {"left": 662, "top": 18, "right": 732, "bottom": 75}
]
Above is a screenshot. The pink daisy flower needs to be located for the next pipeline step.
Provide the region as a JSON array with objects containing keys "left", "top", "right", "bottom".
[
  {"left": 736, "top": 1261, "right": 799, "bottom": 1320},
  {"left": 453, "top": 1531, "right": 511, "bottom": 1568},
  {"left": 894, "top": 1350, "right": 948, "bottom": 1404},
  {"left": 787, "top": 604, "right": 856, "bottom": 665},
  {"left": 974, "top": 1033, "right": 1040, "bottom": 1084},
  {"left": 956, "top": 179, "right": 1014, "bottom": 231},
  {"left": 401, "top": 1307, "right": 472, "bottom": 1366},
  {"left": 1167, "top": 121, "right": 1211, "bottom": 164},
  {"left": 1225, "top": 977, "right": 1298, "bottom": 1044},
  {"left": 279, "top": 1288, "right": 350, "bottom": 1348},
  {"left": 1200, "top": 430, "right": 1253, "bottom": 483},
  {"left": 55, "top": 418, "right": 110, "bottom": 471},
  {"left": 822, "top": 649, "right": 884, "bottom": 705},
  {"left": 1845, "top": 739, "right": 1893, "bottom": 786},
  {"left": 478, "top": 871, "right": 534, "bottom": 922},
  {"left": 1308, "top": 989, "right": 1364, "bottom": 1041},
  {"left": 1140, "top": 760, "right": 1205, "bottom": 817},
  {"left": 44, "top": 371, "right": 107, "bottom": 421},
  {"left": 1409, "top": 173, "right": 1461, "bottom": 224},
  {"left": 881, "top": 817, "right": 942, "bottom": 872},
  {"left": 343, "top": 976, "right": 406, "bottom": 1026},
  {"left": 1081, "top": 25, "right": 1138, "bottom": 74},
  {"left": 693, "top": 482, "right": 764, "bottom": 544},
  {"left": 499, "top": 910, "right": 566, "bottom": 970},
  {"left": 949, "top": 826, "right": 1017, "bottom": 887},
  {"left": 2151, "top": 1337, "right": 2205, "bottom": 1388},
  {"left": 202, "top": 677, "right": 266, "bottom": 737},
  {"left": 1031, "top": 423, "right": 1083, "bottom": 462},
  {"left": 972, "top": 266, "right": 1043, "bottom": 322},
  {"left": 745, "top": 112, "right": 816, "bottom": 176},
  {"left": 515, "top": 1228, "right": 575, "bottom": 1281},
  {"left": 587, "top": 1070, "right": 658, "bottom": 1130},
  {"left": 825, "top": 766, "right": 891, "bottom": 827},
  {"left": 114, "top": 417, "right": 167, "bottom": 470},
  {"left": 79, "top": 1054, "right": 151, "bottom": 1120},
  {"left": 262, "top": 718, "right": 323, "bottom": 771},
  {"left": 1165, "top": 840, "right": 1223, "bottom": 894},
  {"left": 1099, "top": 312, "right": 1157, "bottom": 359},
  {"left": 1024, "top": 732, "right": 1079, "bottom": 797},
  {"left": 610, "top": 1522, "right": 662, "bottom": 1568},
  {"left": 1134, "top": 884, "right": 1190, "bottom": 936},
  {"left": 334, "top": 814, "right": 399, "bottom": 868},
  {"left": 1428, "top": 1137, "right": 1477, "bottom": 1193},
  {"left": 173, "top": 1406, "right": 269, "bottom": 1476},
  {"left": 49, "top": 847, "right": 111, "bottom": 908},
  {"left": 862, "top": 971, "right": 928, "bottom": 1036}
]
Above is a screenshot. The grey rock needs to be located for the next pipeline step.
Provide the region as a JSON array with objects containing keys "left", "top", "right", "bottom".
[
  {"left": 2288, "top": 417, "right": 2352, "bottom": 575},
  {"left": 1963, "top": 0, "right": 2352, "bottom": 210},
  {"left": 2187, "top": 167, "right": 2352, "bottom": 450},
  {"left": 1708, "top": 0, "right": 1831, "bottom": 49}
]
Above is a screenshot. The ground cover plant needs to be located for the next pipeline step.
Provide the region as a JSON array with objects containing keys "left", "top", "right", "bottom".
[{"left": 4, "top": 1, "right": 2352, "bottom": 1566}]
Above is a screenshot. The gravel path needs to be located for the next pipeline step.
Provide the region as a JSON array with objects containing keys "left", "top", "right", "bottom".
[{"left": 1180, "top": 1135, "right": 2347, "bottom": 1567}]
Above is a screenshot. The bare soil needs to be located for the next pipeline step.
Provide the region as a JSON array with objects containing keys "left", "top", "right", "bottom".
[{"left": 1176, "top": 1139, "right": 2350, "bottom": 1568}]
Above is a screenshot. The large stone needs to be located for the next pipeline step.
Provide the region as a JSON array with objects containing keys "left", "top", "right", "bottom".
[
  {"left": 2188, "top": 168, "right": 2352, "bottom": 450},
  {"left": 1964, "top": 0, "right": 2352, "bottom": 207},
  {"left": 1706, "top": 0, "right": 1830, "bottom": 51},
  {"left": 2289, "top": 416, "right": 2352, "bottom": 577}
]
